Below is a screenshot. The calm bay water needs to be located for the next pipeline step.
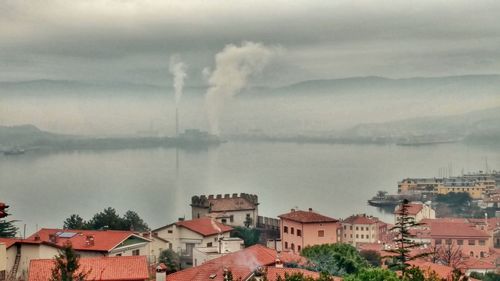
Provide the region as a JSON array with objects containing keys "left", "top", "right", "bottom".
[{"left": 1, "top": 142, "right": 499, "bottom": 235}]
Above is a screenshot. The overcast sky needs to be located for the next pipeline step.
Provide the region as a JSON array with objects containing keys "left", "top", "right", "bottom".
[{"left": 1, "top": 0, "right": 500, "bottom": 86}]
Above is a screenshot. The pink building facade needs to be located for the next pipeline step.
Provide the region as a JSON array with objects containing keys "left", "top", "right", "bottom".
[{"left": 279, "top": 208, "right": 341, "bottom": 253}]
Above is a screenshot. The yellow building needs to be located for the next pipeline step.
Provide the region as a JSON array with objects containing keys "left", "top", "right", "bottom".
[{"left": 435, "top": 181, "right": 486, "bottom": 199}]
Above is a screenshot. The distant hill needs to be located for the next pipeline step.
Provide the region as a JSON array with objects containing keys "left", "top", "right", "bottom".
[
  {"left": 339, "top": 106, "right": 500, "bottom": 143},
  {"left": 243, "top": 74, "right": 500, "bottom": 97},
  {"left": 0, "top": 124, "right": 71, "bottom": 147},
  {"left": 2, "top": 74, "right": 500, "bottom": 97}
]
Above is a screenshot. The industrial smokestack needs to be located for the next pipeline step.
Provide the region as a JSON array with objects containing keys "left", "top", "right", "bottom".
[{"left": 169, "top": 55, "right": 187, "bottom": 137}]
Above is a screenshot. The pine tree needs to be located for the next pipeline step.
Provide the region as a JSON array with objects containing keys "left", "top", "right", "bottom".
[
  {"left": 385, "top": 199, "right": 428, "bottom": 274},
  {"left": 0, "top": 202, "right": 18, "bottom": 238},
  {"left": 49, "top": 242, "right": 90, "bottom": 281}
]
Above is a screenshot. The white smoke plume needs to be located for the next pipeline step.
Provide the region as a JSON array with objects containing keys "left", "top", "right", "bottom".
[
  {"left": 205, "top": 41, "right": 277, "bottom": 135},
  {"left": 169, "top": 55, "right": 187, "bottom": 106}
]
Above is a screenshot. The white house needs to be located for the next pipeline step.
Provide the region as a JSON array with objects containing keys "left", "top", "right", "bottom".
[
  {"left": 0, "top": 229, "right": 151, "bottom": 280},
  {"left": 152, "top": 218, "right": 233, "bottom": 267},
  {"left": 395, "top": 202, "right": 435, "bottom": 223}
]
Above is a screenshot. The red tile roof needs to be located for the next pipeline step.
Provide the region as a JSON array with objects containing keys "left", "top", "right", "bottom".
[
  {"left": 279, "top": 210, "right": 338, "bottom": 224},
  {"left": 408, "top": 260, "right": 454, "bottom": 280},
  {"left": 166, "top": 244, "right": 304, "bottom": 281},
  {"left": 462, "top": 257, "right": 497, "bottom": 270},
  {"left": 265, "top": 267, "right": 320, "bottom": 281},
  {"left": 0, "top": 238, "right": 23, "bottom": 249},
  {"left": 394, "top": 203, "right": 424, "bottom": 216},
  {"left": 28, "top": 256, "right": 149, "bottom": 281},
  {"left": 430, "top": 222, "right": 490, "bottom": 238},
  {"left": 176, "top": 218, "right": 233, "bottom": 237},
  {"left": 343, "top": 214, "right": 379, "bottom": 225},
  {"left": 25, "top": 228, "right": 149, "bottom": 252},
  {"left": 209, "top": 198, "right": 257, "bottom": 212}
]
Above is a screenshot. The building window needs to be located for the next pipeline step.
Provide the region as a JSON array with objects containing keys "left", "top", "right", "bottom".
[
  {"left": 361, "top": 234, "right": 364, "bottom": 239},
  {"left": 356, "top": 226, "right": 359, "bottom": 231},
  {"left": 221, "top": 218, "right": 227, "bottom": 223},
  {"left": 291, "top": 227, "right": 295, "bottom": 235},
  {"left": 343, "top": 225, "right": 346, "bottom": 230},
  {"left": 344, "top": 234, "right": 347, "bottom": 238},
  {"left": 298, "top": 246, "right": 301, "bottom": 252},
  {"left": 350, "top": 226, "right": 352, "bottom": 230},
  {"left": 435, "top": 239, "right": 441, "bottom": 245},
  {"left": 318, "top": 230, "right": 325, "bottom": 237},
  {"left": 479, "top": 240, "right": 485, "bottom": 246},
  {"left": 115, "top": 253, "right": 122, "bottom": 256},
  {"left": 207, "top": 242, "right": 213, "bottom": 247},
  {"left": 297, "top": 229, "right": 302, "bottom": 237},
  {"left": 284, "top": 226, "right": 288, "bottom": 233},
  {"left": 480, "top": 251, "right": 485, "bottom": 258},
  {"left": 457, "top": 240, "right": 463, "bottom": 245},
  {"left": 230, "top": 215, "right": 234, "bottom": 222},
  {"left": 468, "top": 240, "right": 475, "bottom": 245},
  {"left": 132, "top": 249, "right": 140, "bottom": 256},
  {"left": 445, "top": 239, "right": 452, "bottom": 245},
  {"left": 291, "top": 243, "right": 295, "bottom": 251},
  {"left": 285, "top": 242, "right": 288, "bottom": 249},
  {"left": 168, "top": 230, "right": 173, "bottom": 234},
  {"left": 350, "top": 234, "right": 352, "bottom": 238},
  {"left": 356, "top": 234, "right": 359, "bottom": 238}
]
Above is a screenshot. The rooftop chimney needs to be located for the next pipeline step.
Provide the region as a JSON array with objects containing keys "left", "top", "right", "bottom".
[
  {"left": 48, "top": 234, "right": 58, "bottom": 243},
  {"left": 308, "top": 208, "right": 313, "bottom": 212},
  {"left": 85, "top": 235, "right": 95, "bottom": 246},
  {"left": 224, "top": 194, "right": 230, "bottom": 199},
  {"left": 156, "top": 263, "right": 167, "bottom": 281},
  {"left": 275, "top": 255, "right": 283, "bottom": 268},
  {"left": 291, "top": 209, "right": 295, "bottom": 212}
]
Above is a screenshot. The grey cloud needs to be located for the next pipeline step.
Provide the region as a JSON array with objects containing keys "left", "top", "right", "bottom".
[{"left": 1, "top": 0, "right": 500, "bottom": 85}]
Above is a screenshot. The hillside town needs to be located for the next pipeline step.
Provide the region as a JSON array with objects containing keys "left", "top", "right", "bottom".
[{"left": 1, "top": 173, "right": 499, "bottom": 281}]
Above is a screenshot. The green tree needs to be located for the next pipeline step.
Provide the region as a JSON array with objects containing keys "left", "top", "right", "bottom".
[
  {"left": 385, "top": 199, "right": 428, "bottom": 274},
  {"left": 343, "top": 268, "right": 400, "bottom": 281},
  {"left": 469, "top": 272, "right": 500, "bottom": 281},
  {"left": 49, "top": 242, "right": 90, "bottom": 281},
  {"left": 63, "top": 208, "right": 150, "bottom": 231},
  {"left": 63, "top": 214, "right": 87, "bottom": 230},
  {"left": 122, "top": 210, "right": 149, "bottom": 232},
  {"left": 359, "top": 250, "right": 381, "bottom": 267},
  {"left": 0, "top": 203, "right": 18, "bottom": 238},
  {"left": 231, "top": 226, "right": 260, "bottom": 247},
  {"left": 301, "top": 243, "right": 369, "bottom": 276},
  {"left": 86, "top": 207, "right": 124, "bottom": 230},
  {"left": 158, "top": 249, "right": 180, "bottom": 273}
]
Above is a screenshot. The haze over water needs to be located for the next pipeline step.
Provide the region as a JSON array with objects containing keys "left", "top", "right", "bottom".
[{"left": 2, "top": 141, "right": 499, "bottom": 234}]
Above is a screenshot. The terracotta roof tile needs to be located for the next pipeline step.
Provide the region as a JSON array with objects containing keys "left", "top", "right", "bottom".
[
  {"left": 28, "top": 256, "right": 149, "bottom": 281},
  {"left": 279, "top": 210, "right": 338, "bottom": 224},
  {"left": 430, "top": 222, "right": 490, "bottom": 238},
  {"left": 176, "top": 218, "right": 233, "bottom": 237},
  {"left": 209, "top": 198, "right": 257, "bottom": 212},
  {"left": 265, "top": 267, "right": 320, "bottom": 281},
  {"left": 394, "top": 203, "right": 424, "bottom": 216},
  {"left": 408, "top": 260, "right": 454, "bottom": 280},
  {"left": 166, "top": 245, "right": 304, "bottom": 281},
  {"left": 343, "top": 214, "right": 379, "bottom": 225},
  {"left": 25, "top": 228, "right": 148, "bottom": 252}
]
